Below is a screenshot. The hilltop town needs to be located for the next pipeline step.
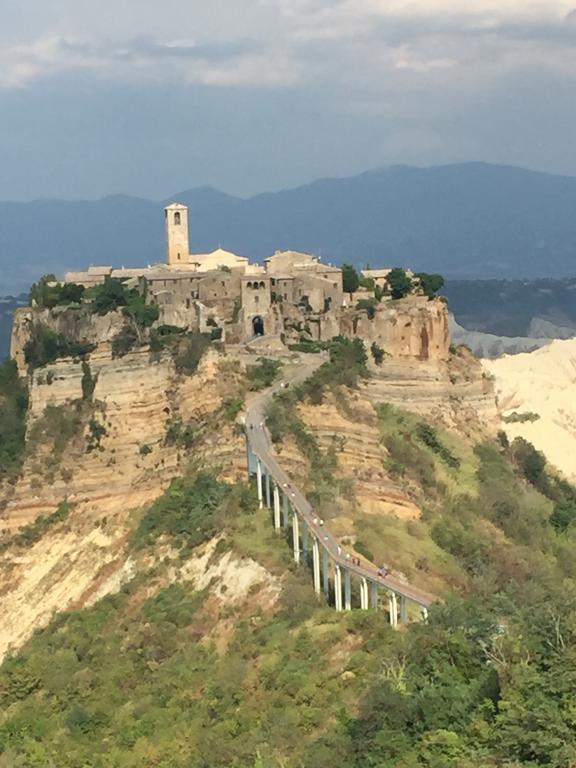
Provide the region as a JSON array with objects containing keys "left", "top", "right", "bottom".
[{"left": 9, "top": 201, "right": 449, "bottom": 371}]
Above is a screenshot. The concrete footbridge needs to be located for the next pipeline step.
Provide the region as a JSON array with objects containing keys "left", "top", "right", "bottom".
[{"left": 245, "top": 355, "right": 437, "bottom": 625}]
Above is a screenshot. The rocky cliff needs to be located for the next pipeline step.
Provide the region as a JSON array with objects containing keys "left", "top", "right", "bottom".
[
  {"left": 0, "top": 294, "right": 496, "bottom": 659},
  {"left": 342, "top": 296, "right": 450, "bottom": 363},
  {"left": 0, "top": 338, "right": 249, "bottom": 659}
]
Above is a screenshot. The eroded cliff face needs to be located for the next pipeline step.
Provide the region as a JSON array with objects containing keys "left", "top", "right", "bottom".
[
  {"left": 342, "top": 296, "right": 450, "bottom": 363},
  {"left": 0, "top": 296, "right": 495, "bottom": 660},
  {"left": 0, "top": 340, "right": 250, "bottom": 659},
  {"left": 2, "top": 346, "right": 246, "bottom": 532},
  {"left": 365, "top": 348, "right": 497, "bottom": 438},
  {"left": 10, "top": 306, "right": 127, "bottom": 375}
]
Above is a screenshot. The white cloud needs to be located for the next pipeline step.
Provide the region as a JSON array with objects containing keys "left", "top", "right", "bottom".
[{"left": 1, "top": 0, "right": 576, "bottom": 91}]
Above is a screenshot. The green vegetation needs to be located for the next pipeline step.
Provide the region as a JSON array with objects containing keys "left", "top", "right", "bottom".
[
  {"left": 111, "top": 325, "right": 138, "bottom": 358},
  {"left": 131, "top": 471, "right": 231, "bottom": 550},
  {"left": 86, "top": 418, "right": 107, "bottom": 452},
  {"left": 80, "top": 360, "right": 96, "bottom": 401},
  {"left": 6, "top": 351, "right": 576, "bottom": 766},
  {"left": 0, "top": 501, "right": 70, "bottom": 552},
  {"left": 416, "top": 422, "right": 461, "bottom": 469},
  {"left": 355, "top": 297, "right": 378, "bottom": 318},
  {"left": 293, "top": 336, "right": 368, "bottom": 403},
  {"left": 0, "top": 359, "right": 28, "bottom": 481},
  {"left": 222, "top": 396, "right": 244, "bottom": 422},
  {"left": 370, "top": 341, "right": 385, "bottom": 365},
  {"left": 415, "top": 272, "right": 445, "bottom": 299},
  {"left": 502, "top": 411, "right": 540, "bottom": 423},
  {"left": 164, "top": 417, "right": 197, "bottom": 449},
  {"left": 342, "top": 262, "right": 360, "bottom": 294},
  {"left": 386, "top": 267, "right": 413, "bottom": 299},
  {"left": 246, "top": 357, "right": 283, "bottom": 391},
  {"left": 27, "top": 403, "right": 82, "bottom": 463},
  {"left": 29, "top": 274, "right": 85, "bottom": 309},
  {"left": 24, "top": 323, "right": 95, "bottom": 370},
  {"left": 91, "top": 277, "right": 130, "bottom": 315},
  {"left": 287, "top": 339, "right": 329, "bottom": 353}
]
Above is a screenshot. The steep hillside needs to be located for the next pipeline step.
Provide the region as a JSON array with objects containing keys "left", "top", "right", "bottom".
[
  {"left": 2, "top": 338, "right": 576, "bottom": 766},
  {"left": 6, "top": 163, "right": 576, "bottom": 292}
]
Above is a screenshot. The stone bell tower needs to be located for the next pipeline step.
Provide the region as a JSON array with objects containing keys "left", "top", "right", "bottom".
[{"left": 165, "top": 203, "right": 190, "bottom": 267}]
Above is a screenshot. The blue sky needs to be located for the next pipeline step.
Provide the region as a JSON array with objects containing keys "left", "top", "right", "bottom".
[{"left": 2, "top": 0, "right": 576, "bottom": 200}]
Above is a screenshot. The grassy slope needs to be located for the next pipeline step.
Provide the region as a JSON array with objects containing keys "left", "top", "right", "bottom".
[{"left": 4, "top": 352, "right": 576, "bottom": 766}]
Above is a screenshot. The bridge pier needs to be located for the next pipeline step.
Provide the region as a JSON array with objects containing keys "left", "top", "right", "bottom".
[
  {"left": 282, "top": 492, "right": 289, "bottom": 528},
  {"left": 420, "top": 606, "right": 428, "bottom": 623},
  {"left": 322, "top": 547, "right": 329, "bottom": 596},
  {"left": 344, "top": 569, "right": 351, "bottom": 610},
  {"left": 334, "top": 565, "right": 343, "bottom": 612},
  {"left": 400, "top": 596, "right": 409, "bottom": 625},
  {"left": 388, "top": 592, "right": 398, "bottom": 629},
  {"left": 265, "top": 471, "right": 271, "bottom": 509},
  {"left": 312, "top": 538, "right": 321, "bottom": 595},
  {"left": 292, "top": 511, "right": 300, "bottom": 565},
  {"left": 302, "top": 521, "right": 309, "bottom": 561},
  {"left": 360, "top": 578, "right": 369, "bottom": 610},
  {"left": 370, "top": 581, "right": 378, "bottom": 609},
  {"left": 273, "top": 483, "right": 281, "bottom": 530},
  {"left": 256, "top": 459, "right": 263, "bottom": 509}
]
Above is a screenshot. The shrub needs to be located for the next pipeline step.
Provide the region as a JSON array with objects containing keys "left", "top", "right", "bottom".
[
  {"left": 354, "top": 541, "right": 375, "bottom": 562},
  {"left": 173, "top": 332, "right": 211, "bottom": 375},
  {"left": 371, "top": 342, "right": 385, "bottom": 365},
  {"left": 356, "top": 298, "right": 377, "bottom": 319},
  {"left": 1, "top": 501, "right": 71, "bottom": 551},
  {"left": 81, "top": 361, "right": 97, "bottom": 402},
  {"left": 111, "top": 326, "right": 138, "bottom": 358},
  {"left": 165, "top": 417, "right": 196, "bottom": 449},
  {"left": 246, "top": 358, "right": 283, "bottom": 391},
  {"left": 503, "top": 411, "right": 540, "bottom": 424},
  {"left": 29, "top": 275, "right": 85, "bottom": 308},
  {"left": 0, "top": 359, "right": 28, "bottom": 480},
  {"left": 132, "top": 472, "right": 231, "bottom": 549},
  {"left": 24, "top": 323, "right": 95, "bottom": 369},
  {"left": 416, "top": 422, "right": 461, "bottom": 469},
  {"left": 222, "top": 397, "right": 244, "bottom": 422},
  {"left": 86, "top": 419, "right": 107, "bottom": 452}
]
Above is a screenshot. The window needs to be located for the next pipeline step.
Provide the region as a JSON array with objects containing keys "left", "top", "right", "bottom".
[
  {"left": 174, "top": 212, "right": 181, "bottom": 225},
  {"left": 186, "top": 298, "right": 190, "bottom": 309},
  {"left": 254, "top": 295, "right": 259, "bottom": 304}
]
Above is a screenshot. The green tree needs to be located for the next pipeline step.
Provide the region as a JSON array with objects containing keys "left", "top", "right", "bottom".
[
  {"left": 29, "top": 275, "right": 85, "bottom": 309},
  {"left": 416, "top": 272, "right": 445, "bottom": 299},
  {"left": 386, "top": 268, "right": 412, "bottom": 300},
  {"left": 0, "top": 359, "right": 28, "bottom": 480},
  {"left": 342, "top": 263, "right": 360, "bottom": 295},
  {"left": 92, "top": 278, "right": 129, "bottom": 315},
  {"left": 370, "top": 342, "right": 384, "bottom": 365}
]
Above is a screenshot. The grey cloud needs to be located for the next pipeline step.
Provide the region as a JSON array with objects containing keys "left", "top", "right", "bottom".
[{"left": 58, "top": 37, "right": 257, "bottom": 63}]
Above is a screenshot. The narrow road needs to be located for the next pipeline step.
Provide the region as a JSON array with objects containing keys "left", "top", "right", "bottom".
[{"left": 245, "top": 354, "right": 436, "bottom": 610}]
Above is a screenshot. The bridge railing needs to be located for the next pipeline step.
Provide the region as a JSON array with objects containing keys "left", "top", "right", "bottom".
[{"left": 246, "top": 435, "right": 434, "bottom": 624}]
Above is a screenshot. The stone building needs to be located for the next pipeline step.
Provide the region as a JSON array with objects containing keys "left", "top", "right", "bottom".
[{"left": 64, "top": 202, "right": 344, "bottom": 345}]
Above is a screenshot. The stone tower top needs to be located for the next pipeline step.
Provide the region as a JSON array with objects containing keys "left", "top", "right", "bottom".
[{"left": 165, "top": 203, "right": 190, "bottom": 267}]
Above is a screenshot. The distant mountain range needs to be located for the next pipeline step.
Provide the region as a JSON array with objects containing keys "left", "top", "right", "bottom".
[{"left": 2, "top": 162, "right": 576, "bottom": 294}]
